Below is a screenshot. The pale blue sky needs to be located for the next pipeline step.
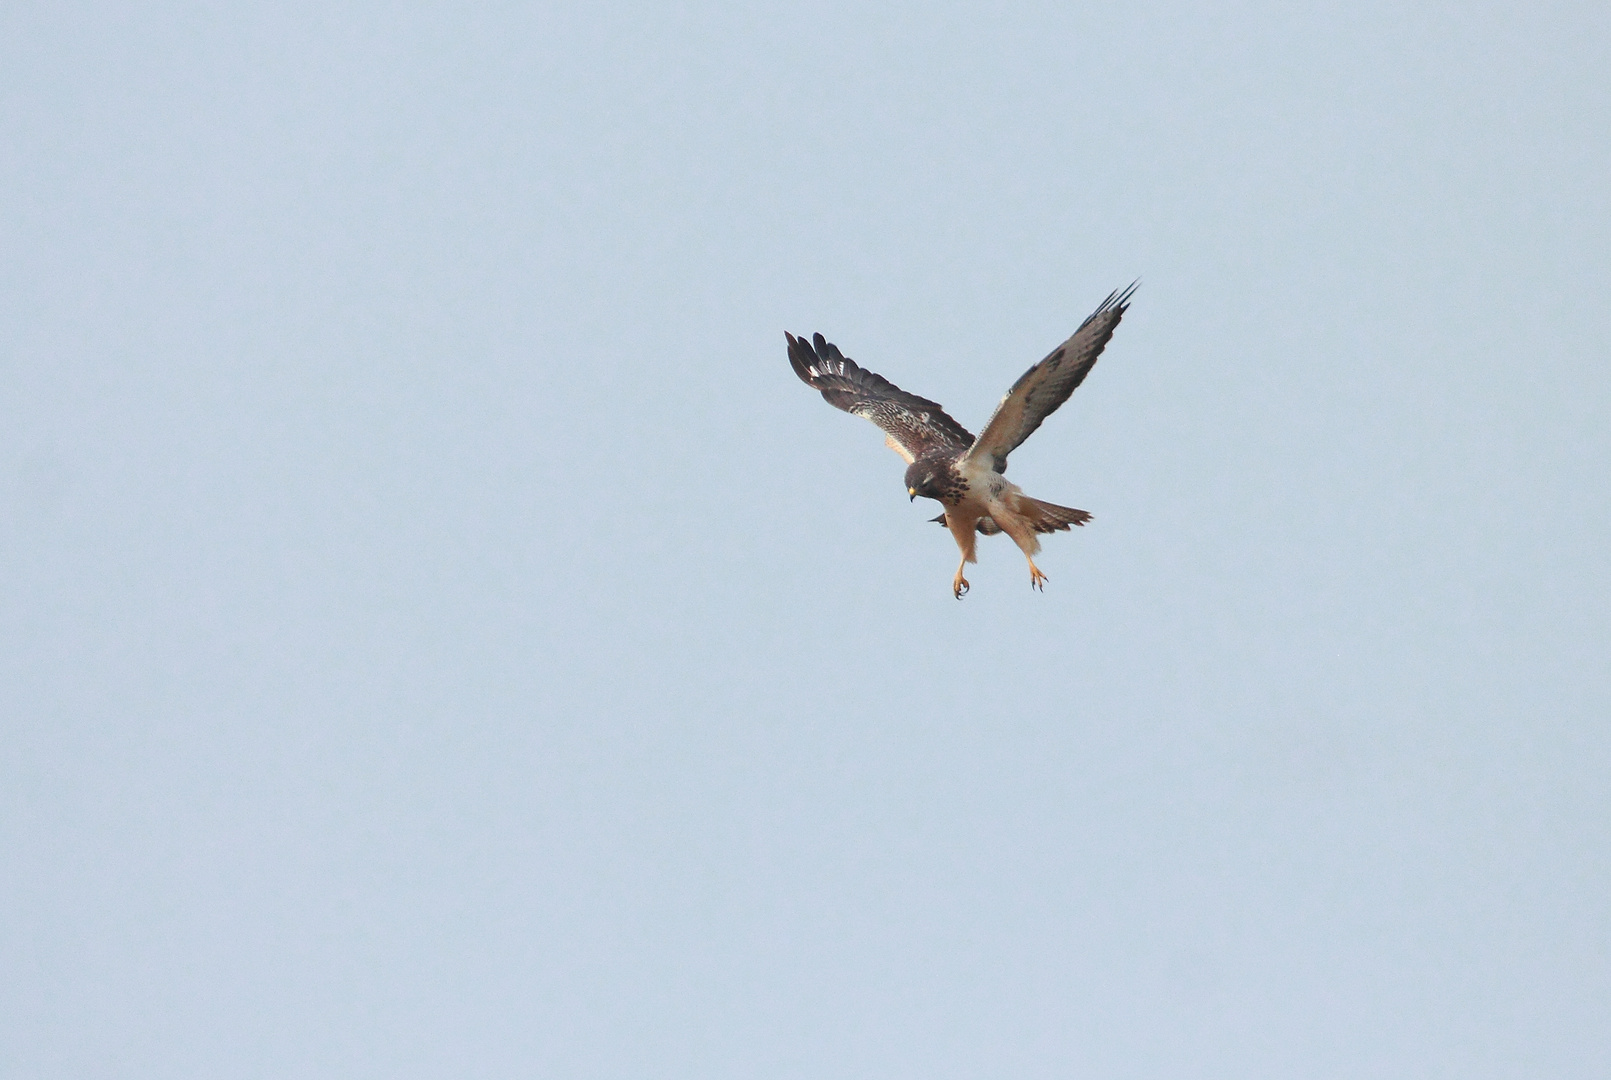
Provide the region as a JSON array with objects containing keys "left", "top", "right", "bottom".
[{"left": 3, "top": 2, "right": 1609, "bottom": 1077}]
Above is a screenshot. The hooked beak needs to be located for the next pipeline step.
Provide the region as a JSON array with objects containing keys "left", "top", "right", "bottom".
[{"left": 908, "top": 487, "right": 917, "bottom": 501}]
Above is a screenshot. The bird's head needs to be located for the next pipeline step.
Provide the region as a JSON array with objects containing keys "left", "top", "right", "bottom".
[{"left": 904, "top": 461, "right": 943, "bottom": 502}]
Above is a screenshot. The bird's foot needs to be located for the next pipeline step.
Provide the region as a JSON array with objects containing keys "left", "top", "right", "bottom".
[
  {"left": 1029, "top": 562, "right": 1049, "bottom": 592},
  {"left": 953, "top": 573, "right": 970, "bottom": 600}
]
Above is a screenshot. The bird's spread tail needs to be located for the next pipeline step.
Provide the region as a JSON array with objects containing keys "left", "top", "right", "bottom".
[
  {"left": 930, "top": 499, "right": 1090, "bottom": 536},
  {"left": 1017, "top": 497, "right": 1091, "bottom": 533}
]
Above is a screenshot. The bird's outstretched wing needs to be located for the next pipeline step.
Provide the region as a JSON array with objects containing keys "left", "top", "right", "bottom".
[
  {"left": 963, "top": 283, "right": 1136, "bottom": 472},
  {"left": 787, "top": 331, "right": 975, "bottom": 462}
]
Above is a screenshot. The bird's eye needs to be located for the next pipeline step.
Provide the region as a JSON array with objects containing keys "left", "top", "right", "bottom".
[{"left": 924, "top": 474, "right": 934, "bottom": 484}]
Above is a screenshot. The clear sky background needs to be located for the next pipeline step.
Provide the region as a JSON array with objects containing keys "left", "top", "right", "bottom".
[{"left": 4, "top": 2, "right": 1608, "bottom": 1077}]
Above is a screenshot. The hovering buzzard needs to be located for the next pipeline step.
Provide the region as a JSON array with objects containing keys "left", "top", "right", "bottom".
[{"left": 787, "top": 285, "right": 1135, "bottom": 598}]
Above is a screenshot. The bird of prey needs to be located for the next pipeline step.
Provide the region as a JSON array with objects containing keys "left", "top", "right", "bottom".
[{"left": 787, "top": 284, "right": 1135, "bottom": 599}]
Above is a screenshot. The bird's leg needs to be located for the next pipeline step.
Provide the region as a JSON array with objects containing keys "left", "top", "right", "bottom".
[
  {"left": 944, "top": 508, "right": 979, "bottom": 600},
  {"left": 992, "top": 503, "right": 1049, "bottom": 594},
  {"left": 1027, "top": 557, "right": 1048, "bottom": 592}
]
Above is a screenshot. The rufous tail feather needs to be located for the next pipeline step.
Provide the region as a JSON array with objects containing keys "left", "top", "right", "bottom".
[
  {"left": 932, "top": 501, "right": 1090, "bottom": 535},
  {"left": 1018, "top": 497, "right": 1091, "bottom": 533}
]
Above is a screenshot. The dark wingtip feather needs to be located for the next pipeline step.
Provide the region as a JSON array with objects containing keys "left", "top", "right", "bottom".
[
  {"left": 1088, "top": 279, "right": 1140, "bottom": 320},
  {"left": 786, "top": 331, "right": 820, "bottom": 385},
  {"left": 787, "top": 330, "right": 860, "bottom": 387}
]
